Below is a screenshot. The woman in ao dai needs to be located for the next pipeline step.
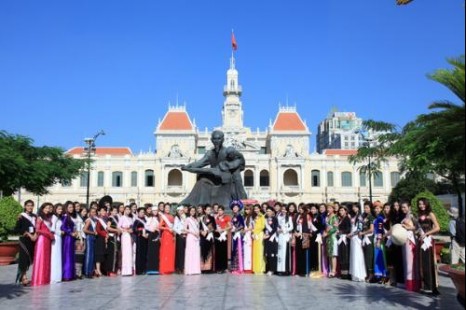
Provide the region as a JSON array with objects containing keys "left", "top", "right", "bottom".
[
  {"left": 252, "top": 205, "right": 266, "bottom": 274},
  {"left": 61, "top": 202, "right": 76, "bottom": 281},
  {"left": 242, "top": 205, "right": 254, "bottom": 273},
  {"left": 31, "top": 203, "right": 54, "bottom": 286},
  {"left": 118, "top": 206, "right": 134, "bottom": 276},
  {"left": 184, "top": 207, "right": 201, "bottom": 275},
  {"left": 277, "top": 205, "right": 293, "bottom": 274},
  {"left": 50, "top": 204, "right": 64, "bottom": 283},
  {"left": 146, "top": 207, "right": 161, "bottom": 275},
  {"left": 400, "top": 201, "right": 420, "bottom": 292},
  {"left": 159, "top": 203, "right": 176, "bottom": 275},
  {"left": 349, "top": 204, "right": 366, "bottom": 282}
]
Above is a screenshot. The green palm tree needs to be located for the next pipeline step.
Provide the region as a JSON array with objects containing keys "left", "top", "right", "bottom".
[
  {"left": 419, "top": 57, "right": 465, "bottom": 148},
  {"left": 396, "top": 0, "right": 414, "bottom": 5},
  {"left": 418, "top": 57, "right": 465, "bottom": 215},
  {"left": 349, "top": 57, "right": 465, "bottom": 215}
]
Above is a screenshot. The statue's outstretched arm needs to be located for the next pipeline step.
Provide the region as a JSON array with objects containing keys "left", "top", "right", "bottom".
[{"left": 183, "top": 152, "right": 211, "bottom": 169}]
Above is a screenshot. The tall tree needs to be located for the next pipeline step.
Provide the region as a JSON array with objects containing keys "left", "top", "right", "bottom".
[
  {"left": 389, "top": 172, "right": 439, "bottom": 203},
  {"left": 0, "top": 131, "right": 85, "bottom": 197},
  {"left": 350, "top": 57, "right": 465, "bottom": 216},
  {"left": 348, "top": 120, "right": 400, "bottom": 202},
  {"left": 417, "top": 56, "right": 465, "bottom": 214}
]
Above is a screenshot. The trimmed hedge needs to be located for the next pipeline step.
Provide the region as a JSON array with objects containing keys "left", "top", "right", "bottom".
[{"left": 0, "top": 197, "right": 23, "bottom": 241}]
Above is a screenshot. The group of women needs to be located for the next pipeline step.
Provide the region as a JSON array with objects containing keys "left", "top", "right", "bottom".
[{"left": 14, "top": 197, "right": 440, "bottom": 295}]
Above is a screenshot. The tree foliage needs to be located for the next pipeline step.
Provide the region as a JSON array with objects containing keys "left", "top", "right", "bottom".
[
  {"left": 348, "top": 120, "right": 400, "bottom": 180},
  {"left": 396, "top": 0, "right": 414, "bottom": 5},
  {"left": 349, "top": 56, "right": 465, "bottom": 216},
  {"left": 0, "top": 196, "right": 23, "bottom": 241},
  {"left": 389, "top": 172, "right": 439, "bottom": 203},
  {"left": 0, "top": 131, "right": 85, "bottom": 196},
  {"left": 411, "top": 191, "right": 450, "bottom": 234}
]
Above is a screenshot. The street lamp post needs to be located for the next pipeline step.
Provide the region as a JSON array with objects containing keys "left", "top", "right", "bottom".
[
  {"left": 358, "top": 130, "right": 374, "bottom": 204},
  {"left": 368, "top": 150, "right": 373, "bottom": 204},
  {"left": 84, "top": 130, "right": 105, "bottom": 208}
]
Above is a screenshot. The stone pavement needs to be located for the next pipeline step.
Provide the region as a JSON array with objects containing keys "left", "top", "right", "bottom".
[{"left": 0, "top": 264, "right": 462, "bottom": 310}]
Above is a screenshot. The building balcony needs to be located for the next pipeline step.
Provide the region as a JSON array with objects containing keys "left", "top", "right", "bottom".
[
  {"left": 223, "top": 86, "right": 242, "bottom": 96},
  {"left": 281, "top": 185, "right": 302, "bottom": 193},
  {"left": 166, "top": 186, "right": 184, "bottom": 194}
]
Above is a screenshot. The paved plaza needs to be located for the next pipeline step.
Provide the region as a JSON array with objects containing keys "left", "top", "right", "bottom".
[{"left": 0, "top": 264, "right": 462, "bottom": 310}]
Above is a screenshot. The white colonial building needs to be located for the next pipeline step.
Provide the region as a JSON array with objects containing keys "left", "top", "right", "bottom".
[{"left": 20, "top": 54, "right": 402, "bottom": 206}]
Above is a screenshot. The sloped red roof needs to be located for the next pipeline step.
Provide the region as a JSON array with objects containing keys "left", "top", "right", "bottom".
[
  {"left": 323, "top": 149, "right": 358, "bottom": 156},
  {"left": 159, "top": 111, "right": 193, "bottom": 131},
  {"left": 67, "top": 147, "right": 132, "bottom": 156},
  {"left": 273, "top": 112, "right": 307, "bottom": 131}
]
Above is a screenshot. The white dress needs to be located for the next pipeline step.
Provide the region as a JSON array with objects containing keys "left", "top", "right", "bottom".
[
  {"left": 50, "top": 215, "right": 63, "bottom": 283},
  {"left": 119, "top": 215, "right": 134, "bottom": 276},
  {"left": 277, "top": 214, "right": 293, "bottom": 273},
  {"left": 243, "top": 218, "right": 254, "bottom": 272},
  {"left": 349, "top": 219, "right": 367, "bottom": 282}
]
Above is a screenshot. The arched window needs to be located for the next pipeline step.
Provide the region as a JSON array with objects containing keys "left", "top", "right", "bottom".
[
  {"left": 390, "top": 172, "right": 401, "bottom": 187},
  {"left": 131, "top": 171, "right": 138, "bottom": 187},
  {"left": 97, "top": 171, "right": 104, "bottom": 187},
  {"left": 311, "top": 170, "right": 321, "bottom": 187},
  {"left": 112, "top": 171, "right": 123, "bottom": 187},
  {"left": 283, "top": 169, "right": 299, "bottom": 186},
  {"left": 374, "top": 171, "right": 384, "bottom": 187},
  {"left": 359, "top": 171, "right": 367, "bottom": 187},
  {"left": 260, "top": 170, "right": 270, "bottom": 187},
  {"left": 244, "top": 170, "right": 254, "bottom": 187},
  {"left": 341, "top": 172, "right": 353, "bottom": 187},
  {"left": 327, "top": 171, "right": 334, "bottom": 187},
  {"left": 145, "top": 169, "right": 154, "bottom": 187},
  {"left": 168, "top": 169, "right": 183, "bottom": 186},
  {"left": 80, "top": 173, "right": 88, "bottom": 188}
]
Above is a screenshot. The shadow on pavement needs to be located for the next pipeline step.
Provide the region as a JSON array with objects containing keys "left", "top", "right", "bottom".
[
  {"left": 330, "top": 280, "right": 461, "bottom": 310},
  {"left": 0, "top": 283, "right": 28, "bottom": 300}
]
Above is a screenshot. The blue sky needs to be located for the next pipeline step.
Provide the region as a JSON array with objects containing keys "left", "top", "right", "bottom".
[{"left": 0, "top": 0, "right": 464, "bottom": 153}]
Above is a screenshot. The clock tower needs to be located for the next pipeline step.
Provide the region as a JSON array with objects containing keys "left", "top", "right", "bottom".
[{"left": 222, "top": 53, "right": 244, "bottom": 130}]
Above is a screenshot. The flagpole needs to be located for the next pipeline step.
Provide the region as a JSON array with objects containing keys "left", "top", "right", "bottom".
[{"left": 231, "top": 29, "right": 235, "bottom": 69}]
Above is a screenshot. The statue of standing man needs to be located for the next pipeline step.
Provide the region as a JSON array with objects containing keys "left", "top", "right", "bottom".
[{"left": 180, "top": 130, "right": 248, "bottom": 207}]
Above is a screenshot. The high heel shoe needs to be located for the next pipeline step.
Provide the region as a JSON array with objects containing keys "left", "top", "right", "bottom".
[{"left": 21, "top": 277, "right": 30, "bottom": 286}]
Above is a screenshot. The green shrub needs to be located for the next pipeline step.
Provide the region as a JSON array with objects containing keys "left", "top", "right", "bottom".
[
  {"left": 0, "top": 197, "right": 23, "bottom": 241},
  {"left": 440, "top": 247, "right": 451, "bottom": 264},
  {"left": 452, "top": 264, "right": 465, "bottom": 271},
  {"left": 411, "top": 191, "right": 450, "bottom": 234}
]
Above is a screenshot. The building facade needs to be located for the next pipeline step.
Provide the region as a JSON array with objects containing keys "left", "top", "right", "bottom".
[
  {"left": 20, "top": 55, "right": 402, "bottom": 206},
  {"left": 316, "top": 111, "right": 365, "bottom": 153}
]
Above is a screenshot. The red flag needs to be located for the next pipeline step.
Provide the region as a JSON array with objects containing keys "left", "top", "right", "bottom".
[{"left": 231, "top": 32, "right": 238, "bottom": 51}]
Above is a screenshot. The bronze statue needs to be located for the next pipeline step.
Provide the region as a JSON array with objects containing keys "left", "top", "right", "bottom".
[{"left": 180, "top": 130, "right": 247, "bottom": 207}]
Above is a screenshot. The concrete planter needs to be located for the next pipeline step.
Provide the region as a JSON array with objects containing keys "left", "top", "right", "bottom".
[
  {"left": 440, "top": 264, "right": 465, "bottom": 303},
  {"left": 0, "top": 241, "right": 20, "bottom": 266}
]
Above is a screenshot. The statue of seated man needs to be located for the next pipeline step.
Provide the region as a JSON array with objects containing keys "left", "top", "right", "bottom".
[{"left": 180, "top": 130, "right": 247, "bottom": 207}]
